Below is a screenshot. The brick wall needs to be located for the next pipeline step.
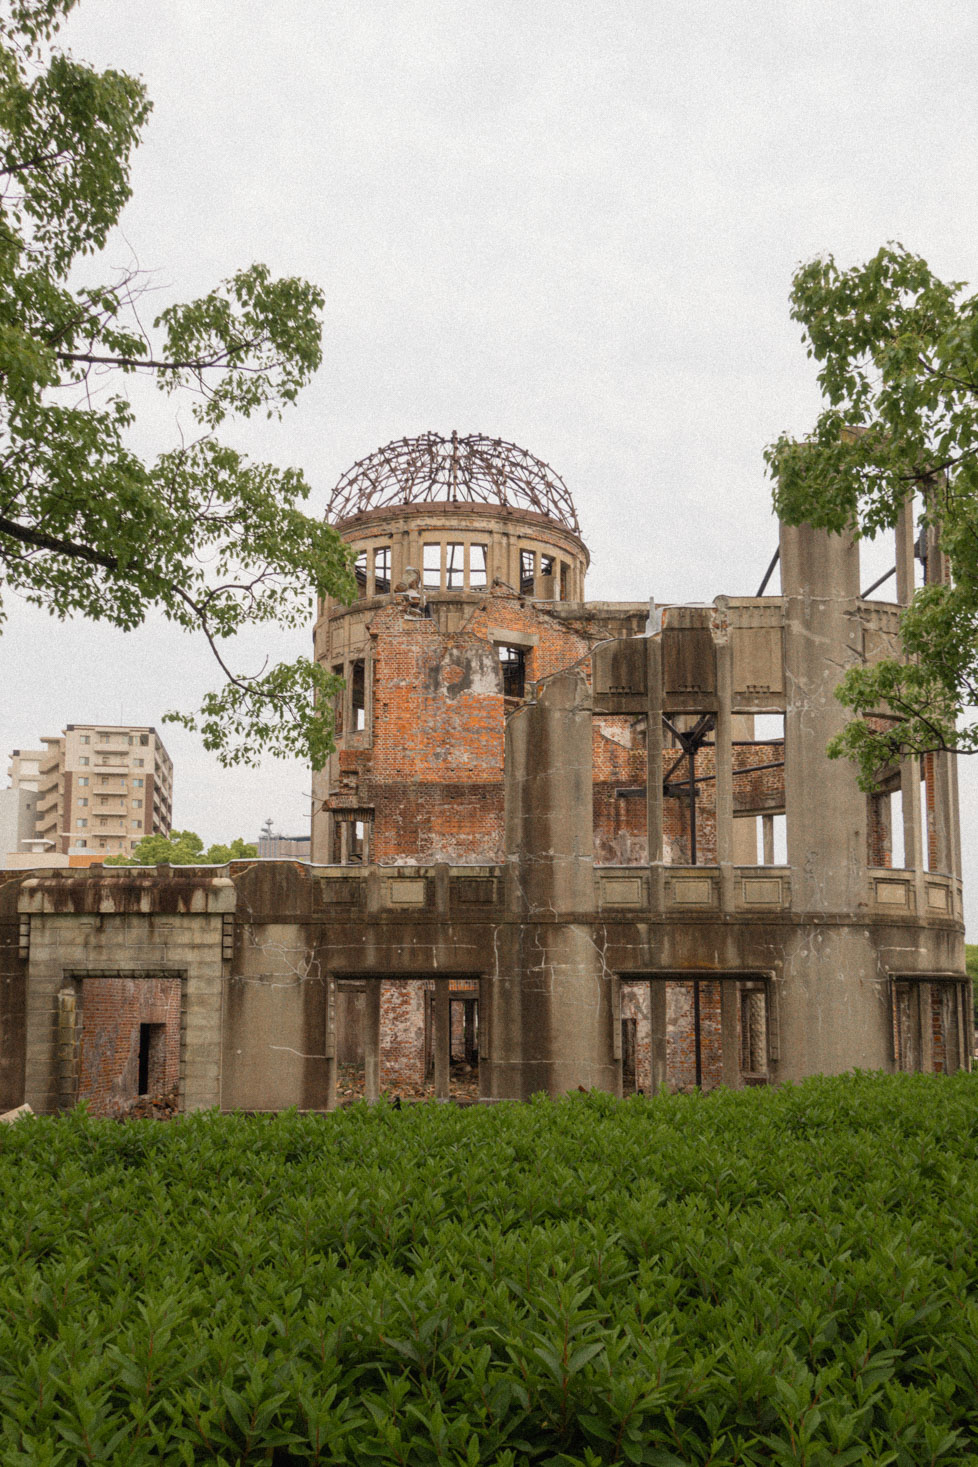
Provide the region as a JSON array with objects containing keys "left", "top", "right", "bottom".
[
  {"left": 77, "top": 975, "right": 181, "bottom": 1115},
  {"left": 332, "top": 593, "right": 590, "bottom": 864}
]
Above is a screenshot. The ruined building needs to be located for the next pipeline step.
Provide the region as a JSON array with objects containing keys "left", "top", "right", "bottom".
[{"left": 0, "top": 433, "right": 970, "bottom": 1115}]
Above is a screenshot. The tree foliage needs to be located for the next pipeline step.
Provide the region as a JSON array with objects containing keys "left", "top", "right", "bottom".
[
  {"left": 766, "top": 244, "right": 978, "bottom": 787},
  {"left": 104, "top": 828, "right": 256, "bottom": 866},
  {"left": 0, "top": 0, "right": 353, "bottom": 768}
]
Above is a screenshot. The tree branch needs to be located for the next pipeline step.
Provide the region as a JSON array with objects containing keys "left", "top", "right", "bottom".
[{"left": 0, "top": 513, "right": 117, "bottom": 569}]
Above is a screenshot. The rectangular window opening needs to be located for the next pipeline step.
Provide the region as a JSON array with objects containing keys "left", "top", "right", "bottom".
[
  {"left": 520, "top": 549, "right": 536, "bottom": 595},
  {"left": 353, "top": 551, "right": 367, "bottom": 597},
  {"left": 891, "top": 788, "right": 906, "bottom": 867},
  {"left": 373, "top": 546, "right": 391, "bottom": 594},
  {"left": 499, "top": 645, "right": 526, "bottom": 699},
  {"left": 662, "top": 710, "right": 721, "bottom": 866},
  {"left": 539, "top": 554, "right": 555, "bottom": 583},
  {"left": 559, "top": 561, "right": 569, "bottom": 601},
  {"left": 469, "top": 544, "right": 488, "bottom": 589},
  {"left": 730, "top": 713, "right": 786, "bottom": 867},
  {"left": 445, "top": 543, "right": 465, "bottom": 589},
  {"left": 332, "top": 663, "right": 345, "bottom": 737},
  {"left": 351, "top": 660, "right": 366, "bottom": 731},
  {"left": 423, "top": 543, "right": 442, "bottom": 589}
]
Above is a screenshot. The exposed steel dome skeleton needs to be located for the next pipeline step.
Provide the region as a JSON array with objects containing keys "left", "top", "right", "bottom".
[{"left": 328, "top": 431, "right": 580, "bottom": 535}]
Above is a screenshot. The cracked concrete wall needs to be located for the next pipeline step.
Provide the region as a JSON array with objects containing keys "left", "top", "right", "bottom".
[{"left": 497, "top": 671, "right": 618, "bottom": 1096}]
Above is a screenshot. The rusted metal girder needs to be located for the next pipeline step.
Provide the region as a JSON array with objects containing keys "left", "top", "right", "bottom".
[{"left": 327, "top": 430, "right": 581, "bottom": 533}]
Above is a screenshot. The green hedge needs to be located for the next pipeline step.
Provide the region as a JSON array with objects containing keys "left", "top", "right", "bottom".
[{"left": 1, "top": 1074, "right": 977, "bottom": 1465}]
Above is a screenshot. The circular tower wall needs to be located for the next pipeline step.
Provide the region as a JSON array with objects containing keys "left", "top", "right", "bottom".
[{"left": 311, "top": 432, "right": 591, "bottom": 865}]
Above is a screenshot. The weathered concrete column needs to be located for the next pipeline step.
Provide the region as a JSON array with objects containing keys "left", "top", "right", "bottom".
[
  {"left": 778, "top": 522, "right": 891, "bottom": 1077},
  {"left": 713, "top": 608, "right": 735, "bottom": 912},
  {"left": 490, "top": 670, "right": 613, "bottom": 1098},
  {"left": 720, "top": 981, "right": 740, "bottom": 1087},
  {"left": 649, "top": 982, "right": 667, "bottom": 1094},
  {"left": 781, "top": 520, "right": 866, "bottom": 910},
  {"left": 895, "top": 496, "right": 915, "bottom": 606},
  {"left": 434, "top": 982, "right": 450, "bottom": 1100},
  {"left": 645, "top": 635, "right": 664, "bottom": 888},
  {"left": 363, "top": 979, "right": 381, "bottom": 1101}
]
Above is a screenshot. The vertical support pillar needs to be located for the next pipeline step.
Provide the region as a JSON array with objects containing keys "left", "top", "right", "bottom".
[
  {"left": 762, "top": 816, "right": 775, "bottom": 865},
  {"left": 463, "top": 1000, "right": 476, "bottom": 1065},
  {"left": 714, "top": 624, "right": 734, "bottom": 912},
  {"left": 781, "top": 520, "right": 865, "bottom": 910},
  {"left": 918, "top": 982, "right": 933, "bottom": 1074},
  {"left": 895, "top": 495, "right": 915, "bottom": 605},
  {"left": 928, "top": 750, "right": 954, "bottom": 875},
  {"left": 646, "top": 634, "right": 664, "bottom": 911},
  {"left": 496, "top": 671, "right": 608, "bottom": 1097},
  {"left": 902, "top": 754, "right": 925, "bottom": 919},
  {"left": 56, "top": 986, "right": 78, "bottom": 1112},
  {"left": 721, "top": 981, "right": 740, "bottom": 1088},
  {"left": 947, "top": 750, "right": 963, "bottom": 885},
  {"left": 363, "top": 979, "right": 381, "bottom": 1102},
  {"left": 324, "top": 975, "right": 338, "bottom": 1112},
  {"left": 961, "top": 985, "right": 973, "bottom": 1073},
  {"left": 649, "top": 981, "right": 667, "bottom": 1095},
  {"left": 434, "top": 982, "right": 450, "bottom": 1100}
]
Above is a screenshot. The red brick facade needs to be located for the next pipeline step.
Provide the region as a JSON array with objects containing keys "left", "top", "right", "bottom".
[{"left": 77, "top": 975, "right": 180, "bottom": 1115}]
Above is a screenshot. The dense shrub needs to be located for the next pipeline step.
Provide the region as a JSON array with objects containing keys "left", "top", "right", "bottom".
[{"left": 1, "top": 1073, "right": 977, "bottom": 1464}]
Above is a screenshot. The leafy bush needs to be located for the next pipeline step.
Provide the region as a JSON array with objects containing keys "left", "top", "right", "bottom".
[{"left": 1, "top": 1074, "right": 977, "bottom": 1464}]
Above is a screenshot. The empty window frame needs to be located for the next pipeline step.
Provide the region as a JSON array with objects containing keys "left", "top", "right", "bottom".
[
  {"left": 354, "top": 552, "right": 368, "bottom": 596},
  {"left": 374, "top": 546, "right": 392, "bottom": 594},
  {"left": 331, "top": 663, "right": 345, "bottom": 737},
  {"left": 559, "top": 562, "right": 569, "bottom": 601},
  {"left": 661, "top": 711, "right": 718, "bottom": 866},
  {"left": 499, "top": 645, "right": 526, "bottom": 699},
  {"left": 731, "top": 713, "right": 786, "bottom": 865},
  {"left": 351, "top": 660, "right": 366, "bottom": 731},
  {"left": 520, "top": 549, "right": 536, "bottom": 595},
  {"left": 332, "top": 814, "right": 371, "bottom": 865},
  {"left": 423, "top": 543, "right": 442, "bottom": 589},
  {"left": 445, "top": 542, "right": 465, "bottom": 590},
  {"left": 868, "top": 783, "right": 906, "bottom": 869},
  {"left": 469, "top": 544, "right": 488, "bottom": 588}
]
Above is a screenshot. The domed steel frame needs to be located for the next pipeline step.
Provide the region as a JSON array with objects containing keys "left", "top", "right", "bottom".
[{"left": 328, "top": 431, "right": 580, "bottom": 535}]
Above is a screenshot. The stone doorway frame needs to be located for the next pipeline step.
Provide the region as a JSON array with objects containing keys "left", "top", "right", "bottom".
[{"left": 50, "top": 969, "right": 188, "bottom": 1113}]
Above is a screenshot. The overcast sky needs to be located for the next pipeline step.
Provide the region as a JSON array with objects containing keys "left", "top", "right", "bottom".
[{"left": 4, "top": 1, "right": 978, "bottom": 921}]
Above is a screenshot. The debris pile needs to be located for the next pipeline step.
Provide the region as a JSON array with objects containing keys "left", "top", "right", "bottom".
[{"left": 110, "top": 1087, "right": 180, "bottom": 1121}]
